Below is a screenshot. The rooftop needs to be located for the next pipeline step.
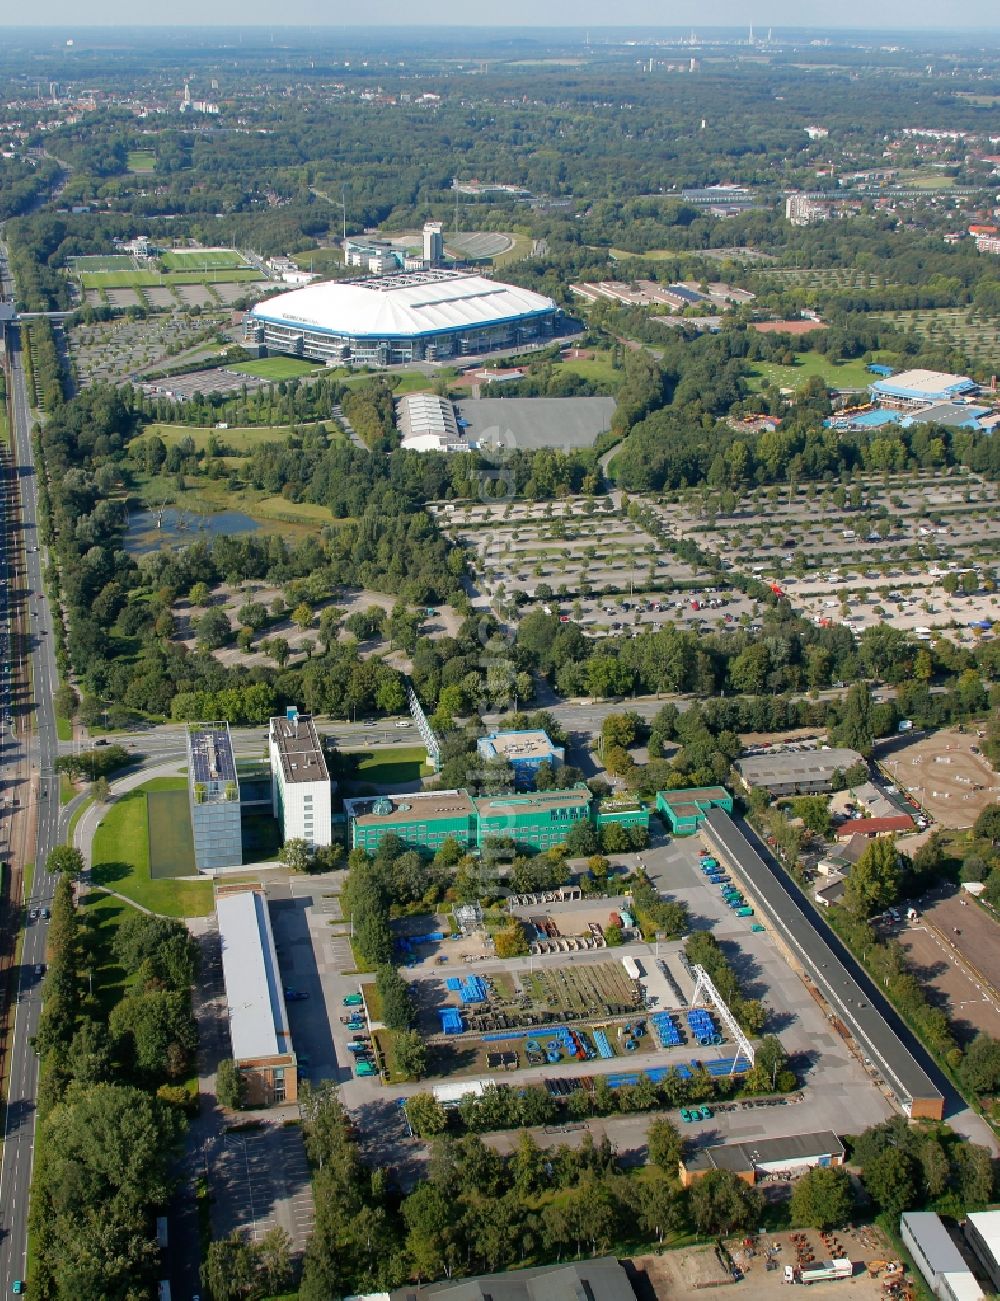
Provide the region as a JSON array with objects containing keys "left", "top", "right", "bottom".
[
  {"left": 902, "top": 1212, "right": 976, "bottom": 1277},
  {"left": 388, "top": 1254, "right": 637, "bottom": 1300},
  {"left": 683, "top": 1130, "right": 845, "bottom": 1175},
  {"left": 251, "top": 270, "right": 555, "bottom": 340},
  {"left": 216, "top": 886, "right": 292, "bottom": 1062},
  {"left": 473, "top": 786, "right": 591, "bottom": 819},
  {"left": 835, "top": 815, "right": 914, "bottom": 838},
  {"left": 871, "top": 368, "right": 976, "bottom": 398},
  {"left": 965, "top": 1210, "right": 1000, "bottom": 1265},
  {"left": 478, "top": 730, "right": 561, "bottom": 762},
  {"left": 657, "top": 785, "right": 731, "bottom": 809},
  {"left": 346, "top": 789, "right": 476, "bottom": 828},
  {"left": 705, "top": 810, "right": 944, "bottom": 1115},
  {"left": 455, "top": 396, "right": 616, "bottom": 452},
  {"left": 269, "top": 712, "right": 329, "bottom": 785},
  {"left": 735, "top": 748, "right": 864, "bottom": 787},
  {"left": 186, "top": 722, "right": 239, "bottom": 801}
]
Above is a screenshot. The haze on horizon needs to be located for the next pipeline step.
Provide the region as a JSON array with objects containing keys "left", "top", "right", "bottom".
[{"left": 2, "top": 2, "right": 1000, "bottom": 31}]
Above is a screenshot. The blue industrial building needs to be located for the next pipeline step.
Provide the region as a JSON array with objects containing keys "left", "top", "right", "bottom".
[{"left": 476, "top": 729, "right": 565, "bottom": 790}]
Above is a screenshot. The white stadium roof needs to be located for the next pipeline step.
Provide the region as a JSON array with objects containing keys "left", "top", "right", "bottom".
[{"left": 250, "top": 269, "right": 556, "bottom": 340}]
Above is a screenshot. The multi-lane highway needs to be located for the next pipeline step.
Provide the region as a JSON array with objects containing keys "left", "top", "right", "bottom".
[{"left": 0, "top": 242, "right": 63, "bottom": 1295}]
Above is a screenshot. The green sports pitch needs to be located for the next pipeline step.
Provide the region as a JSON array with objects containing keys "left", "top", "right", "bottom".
[
  {"left": 161, "top": 249, "right": 249, "bottom": 271},
  {"left": 67, "top": 254, "right": 137, "bottom": 272}
]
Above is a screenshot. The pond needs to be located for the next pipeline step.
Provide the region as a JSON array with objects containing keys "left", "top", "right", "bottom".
[{"left": 125, "top": 507, "right": 261, "bottom": 554}]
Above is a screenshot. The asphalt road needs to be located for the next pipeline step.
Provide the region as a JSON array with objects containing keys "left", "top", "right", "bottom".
[{"left": 0, "top": 252, "right": 64, "bottom": 1293}]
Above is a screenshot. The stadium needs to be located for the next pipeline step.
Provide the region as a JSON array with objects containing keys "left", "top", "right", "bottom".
[{"left": 245, "top": 269, "right": 560, "bottom": 367}]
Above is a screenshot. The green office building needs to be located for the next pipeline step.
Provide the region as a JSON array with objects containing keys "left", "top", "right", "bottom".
[
  {"left": 345, "top": 784, "right": 650, "bottom": 855},
  {"left": 593, "top": 797, "right": 651, "bottom": 832},
  {"left": 473, "top": 787, "right": 592, "bottom": 853},
  {"left": 656, "top": 786, "right": 733, "bottom": 836},
  {"left": 344, "top": 790, "right": 477, "bottom": 855}
]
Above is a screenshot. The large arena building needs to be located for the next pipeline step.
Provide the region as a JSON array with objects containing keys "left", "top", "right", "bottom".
[{"left": 246, "top": 269, "right": 560, "bottom": 367}]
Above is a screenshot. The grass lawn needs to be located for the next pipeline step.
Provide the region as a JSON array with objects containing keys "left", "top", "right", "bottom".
[
  {"left": 127, "top": 150, "right": 156, "bottom": 173},
  {"left": 79, "top": 268, "right": 263, "bottom": 289},
  {"left": 253, "top": 496, "right": 333, "bottom": 524},
  {"left": 55, "top": 714, "right": 72, "bottom": 742},
  {"left": 59, "top": 773, "right": 76, "bottom": 806},
  {"left": 90, "top": 777, "right": 213, "bottom": 917},
  {"left": 351, "top": 746, "right": 432, "bottom": 786},
  {"left": 747, "top": 352, "right": 875, "bottom": 392},
  {"left": 227, "top": 357, "right": 323, "bottom": 380},
  {"left": 161, "top": 249, "right": 247, "bottom": 270},
  {"left": 608, "top": 247, "right": 679, "bottom": 261},
  {"left": 492, "top": 230, "right": 534, "bottom": 267},
  {"left": 0, "top": 402, "right": 8, "bottom": 447},
  {"left": 556, "top": 348, "right": 622, "bottom": 388},
  {"left": 138, "top": 421, "right": 335, "bottom": 454}
]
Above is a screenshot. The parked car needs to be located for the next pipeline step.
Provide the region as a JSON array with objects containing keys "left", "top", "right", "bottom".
[{"left": 343, "top": 993, "right": 364, "bottom": 1007}]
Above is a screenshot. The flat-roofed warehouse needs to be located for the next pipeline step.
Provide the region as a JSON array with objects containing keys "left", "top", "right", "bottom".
[
  {"left": 216, "top": 883, "right": 297, "bottom": 1107},
  {"left": 734, "top": 748, "right": 864, "bottom": 797},
  {"left": 679, "top": 1130, "right": 845, "bottom": 1187},
  {"left": 456, "top": 395, "right": 617, "bottom": 451},
  {"left": 702, "top": 809, "right": 945, "bottom": 1120},
  {"left": 245, "top": 269, "right": 559, "bottom": 367}
]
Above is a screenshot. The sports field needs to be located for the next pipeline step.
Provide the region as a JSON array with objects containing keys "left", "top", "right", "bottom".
[
  {"left": 147, "top": 787, "right": 196, "bottom": 878},
  {"left": 747, "top": 352, "right": 874, "bottom": 392},
  {"left": 79, "top": 267, "right": 263, "bottom": 289},
  {"left": 228, "top": 357, "right": 322, "bottom": 380},
  {"left": 138, "top": 421, "right": 338, "bottom": 453},
  {"left": 161, "top": 248, "right": 248, "bottom": 270},
  {"left": 67, "top": 254, "right": 137, "bottom": 272},
  {"left": 127, "top": 150, "right": 156, "bottom": 173}
]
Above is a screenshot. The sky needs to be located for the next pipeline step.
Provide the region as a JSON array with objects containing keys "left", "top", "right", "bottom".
[{"left": 3, "top": 3, "right": 1000, "bottom": 30}]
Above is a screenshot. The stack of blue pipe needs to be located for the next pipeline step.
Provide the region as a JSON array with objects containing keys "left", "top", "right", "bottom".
[
  {"left": 649, "top": 1011, "right": 681, "bottom": 1048},
  {"left": 593, "top": 1029, "right": 613, "bottom": 1060},
  {"left": 686, "top": 1008, "right": 721, "bottom": 1047}
]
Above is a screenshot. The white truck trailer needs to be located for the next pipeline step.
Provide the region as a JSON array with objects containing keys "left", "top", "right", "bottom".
[{"left": 784, "top": 1259, "right": 852, "bottom": 1285}]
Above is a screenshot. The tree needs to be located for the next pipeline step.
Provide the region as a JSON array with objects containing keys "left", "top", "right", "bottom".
[
  {"left": 217, "top": 1058, "right": 246, "bottom": 1110},
  {"left": 257, "top": 1227, "right": 295, "bottom": 1297},
  {"left": 974, "top": 803, "right": 1000, "bottom": 846},
  {"left": 376, "top": 965, "right": 414, "bottom": 1031},
  {"left": 279, "top": 838, "right": 314, "bottom": 873},
  {"left": 189, "top": 581, "right": 210, "bottom": 607},
  {"left": 237, "top": 600, "right": 268, "bottom": 631},
  {"left": 406, "top": 1092, "right": 447, "bottom": 1138},
  {"left": 832, "top": 682, "right": 874, "bottom": 756},
  {"left": 91, "top": 775, "right": 110, "bottom": 803},
  {"left": 862, "top": 1147, "right": 919, "bottom": 1216},
  {"left": 689, "top": 1169, "right": 762, "bottom": 1236},
  {"left": 646, "top": 1117, "right": 683, "bottom": 1173},
  {"left": 960, "top": 1034, "right": 1000, "bottom": 1096},
  {"left": 844, "top": 836, "right": 901, "bottom": 918},
  {"left": 194, "top": 606, "right": 231, "bottom": 650},
  {"left": 791, "top": 796, "right": 833, "bottom": 838},
  {"left": 202, "top": 1231, "right": 262, "bottom": 1301},
  {"left": 109, "top": 988, "right": 197, "bottom": 1078},
  {"left": 292, "top": 601, "right": 314, "bottom": 631},
  {"left": 46, "top": 844, "right": 84, "bottom": 876},
  {"left": 790, "top": 1166, "right": 854, "bottom": 1230},
  {"left": 755, "top": 1036, "right": 788, "bottom": 1091},
  {"left": 393, "top": 1029, "right": 428, "bottom": 1081}
]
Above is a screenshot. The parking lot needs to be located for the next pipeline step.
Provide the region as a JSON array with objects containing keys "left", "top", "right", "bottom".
[
  {"left": 437, "top": 498, "right": 758, "bottom": 634},
  {"left": 211, "top": 1122, "right": 314, "bottom": 1250},
  {"left": 661, "top": 471, "right": 1000, "bottom": 647}
]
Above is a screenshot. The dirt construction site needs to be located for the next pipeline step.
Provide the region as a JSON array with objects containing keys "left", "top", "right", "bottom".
[
  {"left": 879, "top": 729, "right": 1000, "bottom": 829},
  {"left": 631, "top": 1223, "right": 911, "bottom": 1301}
]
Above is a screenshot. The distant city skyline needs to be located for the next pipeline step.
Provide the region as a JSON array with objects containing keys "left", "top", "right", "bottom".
[{"left": 2, "top": 5, "right": 1000, "bottom": 30}]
